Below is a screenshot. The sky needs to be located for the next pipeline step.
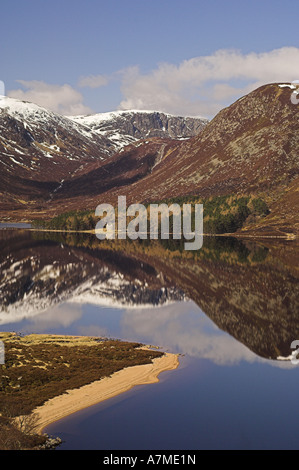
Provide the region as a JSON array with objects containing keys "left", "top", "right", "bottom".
[{"left": 1, "top": 0, "right": 299, "bottom": 118}]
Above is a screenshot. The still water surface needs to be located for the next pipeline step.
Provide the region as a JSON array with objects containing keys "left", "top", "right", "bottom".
[{"left": 1, "top": 229, "right": 299, "bottom": 449}]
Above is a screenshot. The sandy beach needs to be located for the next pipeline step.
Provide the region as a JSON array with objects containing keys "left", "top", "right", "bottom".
[{"left": 33, "top": 351, "right": 179, "bottom": 434}]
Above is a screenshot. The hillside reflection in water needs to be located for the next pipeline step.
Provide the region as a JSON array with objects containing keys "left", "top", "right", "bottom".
[{"left": 1, "top": 229, "right": 299, "bottom": 449}]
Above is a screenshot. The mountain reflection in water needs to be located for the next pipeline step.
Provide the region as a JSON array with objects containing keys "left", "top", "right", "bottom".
[{"left": 1, "top": 229, "right": 299, "bottom": 364}]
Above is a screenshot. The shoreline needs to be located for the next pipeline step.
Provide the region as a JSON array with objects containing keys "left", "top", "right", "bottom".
[
  {"left": 33, "top": 351, "right": 180, "bottom": 435},
  {"left": 0, "top": 224, "right": 296, "bottom": 240}
]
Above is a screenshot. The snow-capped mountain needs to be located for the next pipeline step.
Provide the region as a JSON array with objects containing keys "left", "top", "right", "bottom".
[
  {"left": 0, "top": 96, "right": 112, "bottom": 179},
  {"left": 69, "top": 109, "right": 208, "bottom": 152},
  {"left": 0, "top": 96, "right": 115, "bottom": 212}
]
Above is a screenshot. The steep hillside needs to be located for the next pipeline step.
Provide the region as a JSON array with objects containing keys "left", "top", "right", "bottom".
[
  {"left": 0, "top": 96, "right": 111, "bottom": 214},
  {"left": 60, "top": 83, "right": 298, "bottom": 236},
  {"left": 114, "top": 84, "right": 298, "bottom": 201}
]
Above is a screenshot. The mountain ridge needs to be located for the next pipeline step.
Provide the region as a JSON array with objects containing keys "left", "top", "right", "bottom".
[
  {"left": 0, "top": 97, "right": 207, "bottom": 218},
  {"left": 69, "top": 109, "right": 208, "bottom": 151}
]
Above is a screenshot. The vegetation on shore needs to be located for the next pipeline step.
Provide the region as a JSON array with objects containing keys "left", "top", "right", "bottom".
[
  {"left": 31, "top": 209, "right": 95, "bottom": 231},
  {"left": 0, "top": 333, "right": 163, "bottom": 450},
  {"left": 146, "top": 193, "right": 269, "bottom": 234},
  {"left": 31, "top": 193, "right": 269, "bottom": 235},
  {"left": 30, "top": 192, "right": 271, "bottom": 265}
]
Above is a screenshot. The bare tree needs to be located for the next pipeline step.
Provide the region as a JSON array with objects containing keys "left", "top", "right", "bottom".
[{"left": 13, "top": 412, "right": 39, "bottom": 435}]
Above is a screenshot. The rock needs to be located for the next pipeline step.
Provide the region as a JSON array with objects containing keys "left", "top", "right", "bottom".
[{"left": 39, "top": 435, "right": 62, "bottom": 450}]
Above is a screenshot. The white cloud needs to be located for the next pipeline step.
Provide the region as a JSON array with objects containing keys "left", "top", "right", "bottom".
[
  {"left": 118, "top": 47, "right": 299, "bottom": 117},
  {"left": 121, "top": 300, "right": 294, "bottom": 369},
  {"left": 78, "top": 74, "right": 108, "bottom": 88},
  {"left": 6, "top": 47, "right": 299, "bottom": 118},
  {"left": 121, "top": 301, "right": 258, "bottom": 365},
  {"left": 25, "top": 302, "right": 83, "bottom": 331},
  {"left": 8, "top": 80, "right": 93, "bottom": 115}
]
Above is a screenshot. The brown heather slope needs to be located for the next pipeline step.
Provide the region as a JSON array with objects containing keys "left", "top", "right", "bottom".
[
  {"left": 41, "top": 83, "right": 299, "bottom": 236},
  {"left": 120, "top": 83, "right": 299, "bottom": 200},
  {"left": 0, "top": 137, "right": 175, "bottom": 221},
  {"left": 106, "top": 83, "right": 299, "bottom": 235},
  {"left": 46, "top": 137, "right": 176, "bottom": 214}
]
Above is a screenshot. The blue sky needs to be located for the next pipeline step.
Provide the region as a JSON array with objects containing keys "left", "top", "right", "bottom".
[{"left": 1, "top": 0, "right": 298, "bottom": 117}]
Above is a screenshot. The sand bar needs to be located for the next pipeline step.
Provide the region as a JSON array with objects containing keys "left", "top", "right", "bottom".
[{"left": 33, "top": 351, "right": 179, "bottom": 434}]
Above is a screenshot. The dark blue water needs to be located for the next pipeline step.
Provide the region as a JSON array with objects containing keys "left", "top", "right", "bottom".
[
  {"left": 1, "top": 230, "right": 299, "bottom": 450},
  {"left": 1, "top": 296, "right": 298, "bottom": 450},
  {"left": 0, "top": 222, "right": 31, "bottom": 228},
  {"left": 9, "top": 300, "right": 293, "bottom": 451},
  {"left": 46, "top": 354, "right": 299, "bottom": 450}
]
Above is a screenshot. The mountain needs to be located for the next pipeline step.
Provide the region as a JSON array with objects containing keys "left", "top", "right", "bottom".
[
  {"left": 57, "top": 83, "right": 298, "bottom": 237},
  {"left": 0, "top": 96, "right": 113, "bottom": 215},
  {"left": 0, "top": 98, "right": 207, "bottom": 219},
  {"left": 1, "top": 83, "right": 298, "bottom": 237},
  {"left": 69, "top": 109, "right": 208, "bottom": 152},
  {"left": 104, "top": 84, "right": 298, "bottom": 198}
]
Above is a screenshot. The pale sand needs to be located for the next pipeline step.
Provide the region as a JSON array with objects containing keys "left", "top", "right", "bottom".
[{"left": 33, "top": 352, "right": 179, "bottom": 434}]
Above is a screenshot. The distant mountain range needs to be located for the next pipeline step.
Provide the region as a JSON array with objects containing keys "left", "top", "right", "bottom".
[
  {"left": 0, "top": 97, "right": 207, "bottom": 216},
  {"left": 0, "top": 83, "right": 298, "bottom": 237}
]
